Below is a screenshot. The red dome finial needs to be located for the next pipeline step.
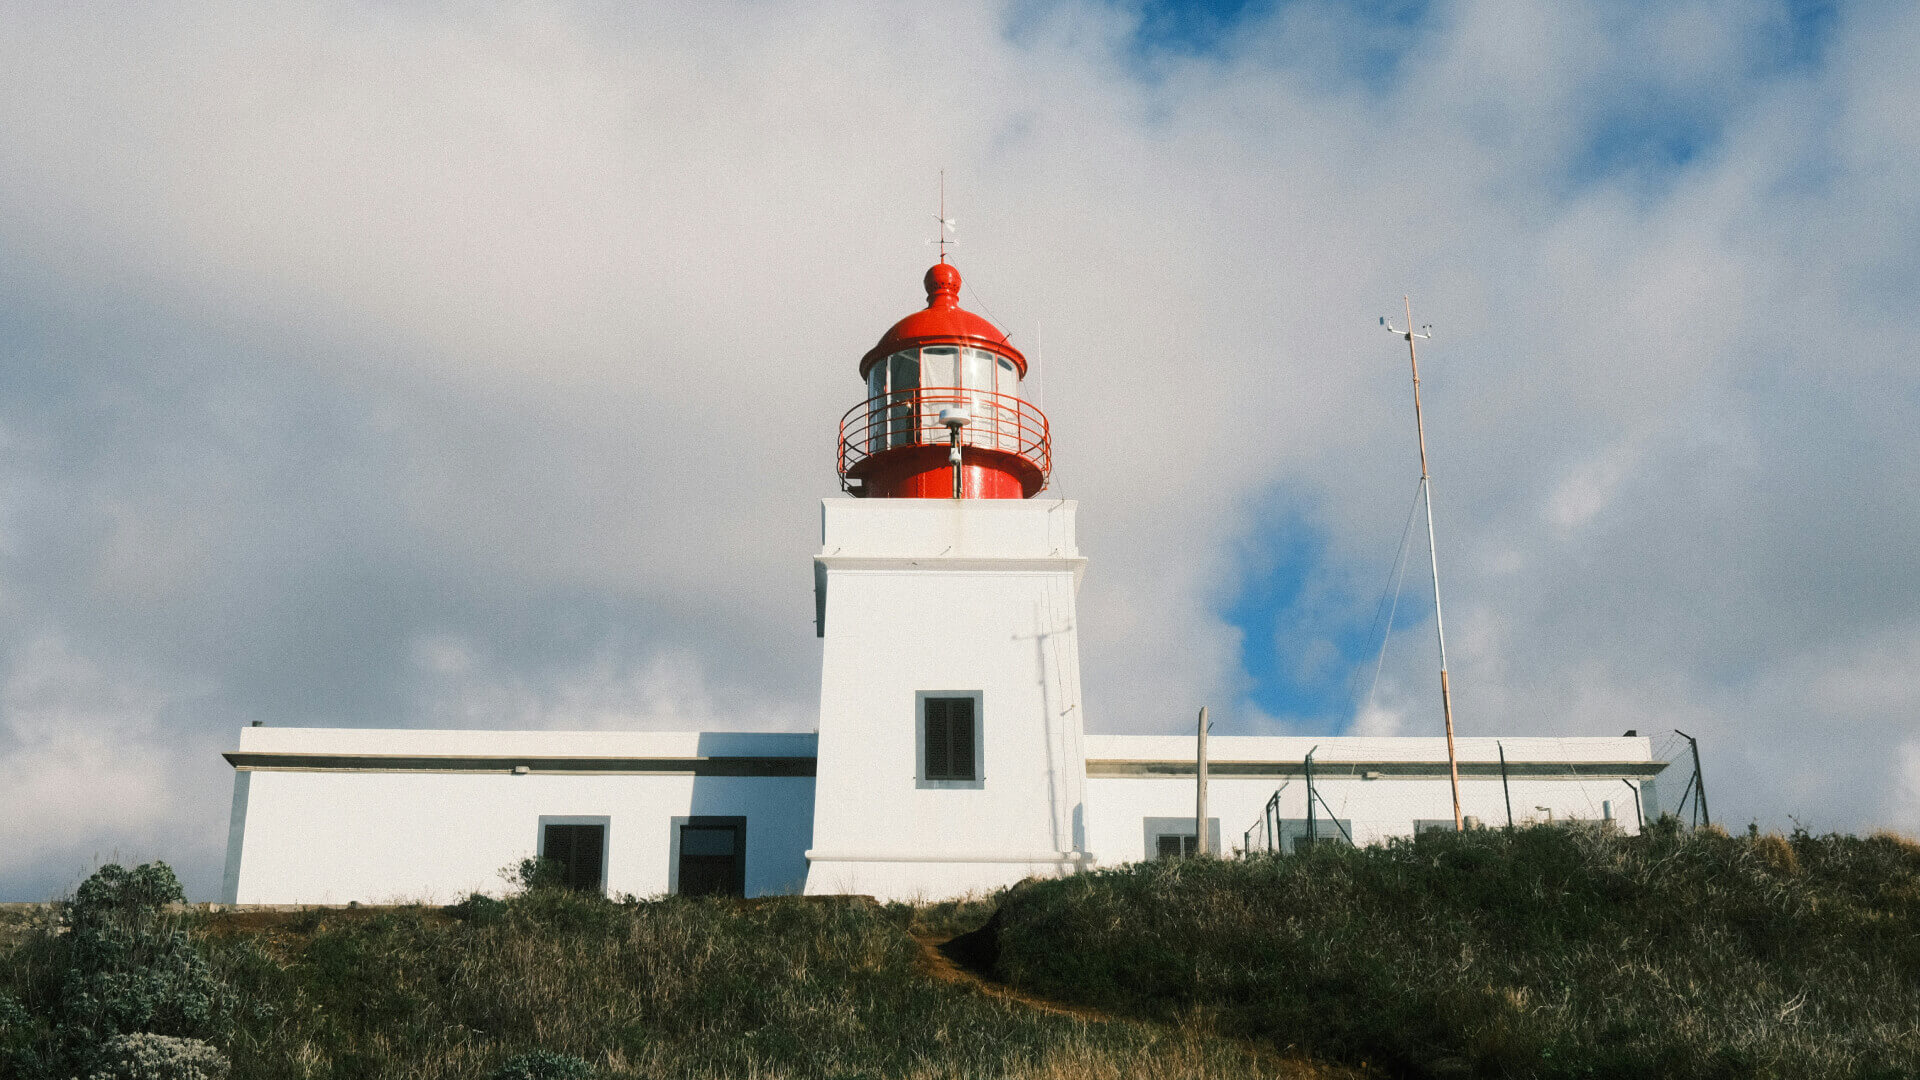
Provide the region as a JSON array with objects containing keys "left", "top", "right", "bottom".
[{"left": 924, "top": 262, "right": 961, "bottom": 309}]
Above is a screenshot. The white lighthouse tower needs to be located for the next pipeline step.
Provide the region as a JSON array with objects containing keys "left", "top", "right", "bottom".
[{"left": 803, "top": 260, "right": 1093, "bottom": 900}]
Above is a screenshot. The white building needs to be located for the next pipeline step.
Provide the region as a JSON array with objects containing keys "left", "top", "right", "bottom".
[{"left": 221, "top": 261, "right": 1666, "bottom": 904}]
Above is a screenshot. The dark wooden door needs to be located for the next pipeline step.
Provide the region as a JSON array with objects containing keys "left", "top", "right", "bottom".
[{"left": 542, "top": 824, "right": 605, "bottom": 892}]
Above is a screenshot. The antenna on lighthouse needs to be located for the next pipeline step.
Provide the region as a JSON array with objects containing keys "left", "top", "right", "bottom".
[
  {"left": 1381, "top": 297, "right": 1463, "bottom": 832},
  {"left": 929, "top": 170, "right": 958, "bottom": 263}
]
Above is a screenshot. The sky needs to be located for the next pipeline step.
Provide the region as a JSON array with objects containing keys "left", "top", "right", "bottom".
[{"left": 2, "top": 0, "right": 1915, "bottom": 900}]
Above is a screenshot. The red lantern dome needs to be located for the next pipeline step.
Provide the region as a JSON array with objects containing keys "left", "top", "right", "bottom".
[{"left": 839, "top": 263, "right": 1051, "bottom": 499}]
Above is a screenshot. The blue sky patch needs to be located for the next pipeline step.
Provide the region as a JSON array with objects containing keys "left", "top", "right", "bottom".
[
  {"left": 1222, "top": 499, "right": 1429, "bottom": 728},
  {"left": 1131, "top": 0, "right": 1273, "bottom": 55},
  {"left": 1766, "top": 0, "right": 1839, "bottom": 71},
  {"left": 1105, "top": 0, "right": 1432, "bottom": 92},
  {"left": 1570, "top": 105, "right": 1717, "bottom": 184}
]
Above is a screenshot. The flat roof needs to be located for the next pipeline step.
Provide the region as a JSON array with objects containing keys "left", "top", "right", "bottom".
[
  {"left": 1083, "top": 735, "right": 1665, "bottom": 780},
  {"left": 234, "top": 727, "right": 818, "bottom": 758},
  {"left": 223, "top": 728, "right": 1663, "bottom": 780},
  {"left": 1085, "top": 734, "right": 1654, "bottom": 764},
  {"left": 225, "top": 727, "right": 820, "bottom": 775}
]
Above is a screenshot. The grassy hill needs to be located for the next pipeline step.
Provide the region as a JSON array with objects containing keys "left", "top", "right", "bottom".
[
  {"left": 982, "top": 822, "right": 1920, "bottom": 1079},
  {"left": 0, "top": 874, "right": 1342, "bottom": 1080},
  {"left": 4, "top": 823, "right": 1916, "bottom": 1079}
]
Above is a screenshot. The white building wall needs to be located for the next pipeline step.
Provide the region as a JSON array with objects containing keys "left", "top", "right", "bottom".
[
  {"left": 221, "top": 625, "right": 1673, "bottom": 901},
  {"left": 806, "top": 499, "right": 1090, "bottom": 901},
  {"left": 1085, "top": 735, "right": 1662, "bottom": 865},
  {"left": 224, "top": 728, "right": 815, "bottom": 904}
]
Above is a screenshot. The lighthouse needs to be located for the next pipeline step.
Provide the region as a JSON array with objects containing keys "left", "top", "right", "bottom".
[{"left": 804, "top": 261, "right": 1094, "bottom": 899}]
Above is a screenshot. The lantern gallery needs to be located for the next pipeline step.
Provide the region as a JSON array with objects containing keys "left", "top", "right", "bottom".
[{"left": 219, "top": 262, "right": 1666, "bottom": 904}]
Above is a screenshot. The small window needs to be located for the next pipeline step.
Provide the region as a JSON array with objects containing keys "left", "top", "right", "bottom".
[
  {"left": 1156, "top": 834, "right": 1199, "bottom": 860},
  {"left": 540, "top": 821, "right": 607, "bottom": 893},
  {"left": 923, "top": 695, "right": 977, "bottom": 781},
  {"left": 1143, "top": 818, "right": 1221, "bottom": 860},
  {"left": 676, "top": 817, "right": 746, "bottom": 898}
]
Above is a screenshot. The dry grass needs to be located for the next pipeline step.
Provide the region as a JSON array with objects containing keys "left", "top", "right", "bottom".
[{"left": 173, "top": 892, "right": 1353, "bottom": 1079}]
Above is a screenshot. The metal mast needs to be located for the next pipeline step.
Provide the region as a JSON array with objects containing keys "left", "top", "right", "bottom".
[{"left": 1384, "top": 297, "right": 1463, "bottom": 831}]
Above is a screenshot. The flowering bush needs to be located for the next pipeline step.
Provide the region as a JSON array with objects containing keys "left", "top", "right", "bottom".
[
  {"left": 489, "top": 1048, "right": 593, "bottom": 1080},
  {"left": 86, "top": 1033, "right": 229, "bottom": 1080}
]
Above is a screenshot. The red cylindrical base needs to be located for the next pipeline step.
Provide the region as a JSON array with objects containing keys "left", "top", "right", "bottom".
[{"left": 849, "top": 445, "right": 1042, "bottom": 499}]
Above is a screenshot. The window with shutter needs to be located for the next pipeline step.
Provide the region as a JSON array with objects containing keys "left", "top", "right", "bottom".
[{"left": 922, "top": 694, "right": 978, "bottom": 782}]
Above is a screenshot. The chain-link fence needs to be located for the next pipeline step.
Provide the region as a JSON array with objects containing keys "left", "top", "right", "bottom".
[{"left": 1225, "top": 731, "right": 1706, "bottom": 857}]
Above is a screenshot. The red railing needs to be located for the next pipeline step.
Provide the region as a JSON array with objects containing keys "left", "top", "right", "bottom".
[{"left": 839, "top": 387, "right": 1051, "bottom": 492}]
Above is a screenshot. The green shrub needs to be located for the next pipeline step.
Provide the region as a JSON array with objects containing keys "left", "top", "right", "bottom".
[
  {"left": 87, "top": 1033, "right": 229, "bottom": 1080},
  {"left": 446, "top": 891, "right": 509, "bottom": 927},
  {"left": 488, "top": 1048, "right": 592, "bottom": 1080},
  {"left": 0, "top": 863, "right": 235, "bottom": 1080},
  {"left": 511, "top": 857, "right": 569, "bottom": 892}
]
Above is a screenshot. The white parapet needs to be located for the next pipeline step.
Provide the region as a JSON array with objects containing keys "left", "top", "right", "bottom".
[{"left": 806, "top": 498, "right": 1091, "bottom": 901}]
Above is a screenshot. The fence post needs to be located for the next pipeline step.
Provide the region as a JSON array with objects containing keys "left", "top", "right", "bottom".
[
  {"left": 1195, "top": 705, "right": 1210, "bottom": 856},
  {"left": 1305, "top": 747, "right": 1317, "bottom": 849},
  {"left": 1675, "top": 730, "right": 1710, "bottom": 828},
  {"left": 1498, "top": 740, "right": 1513, "bottom": 828}
]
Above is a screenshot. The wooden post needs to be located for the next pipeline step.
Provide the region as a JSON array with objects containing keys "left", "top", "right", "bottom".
[{"left": 1195, "top": 705, "right": 1210, "bottom": 856}]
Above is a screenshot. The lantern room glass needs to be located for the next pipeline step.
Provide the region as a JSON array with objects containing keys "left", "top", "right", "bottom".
[
  {"left": 955, "top": 347, "right": 992, "bottom": 449},
  {"left": 921, "top": 347, "right": 958, "bottom": 387},
  {"left": 886, "top": 350, "right": 920, "bottom": 448},
  {"left": 867, "top": 345, "right": 1025, "bottom": 454}
]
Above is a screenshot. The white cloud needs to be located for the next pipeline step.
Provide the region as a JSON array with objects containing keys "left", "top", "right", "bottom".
[
  {"left": 0, "top": 638, "right": 224, "bottom": 896},
  {"left": 408, "top": 635, "right": 811, "bottom": 733}
]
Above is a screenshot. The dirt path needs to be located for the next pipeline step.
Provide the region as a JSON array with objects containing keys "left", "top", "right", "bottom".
[
  {"left": 910, "top": 931, "right": 1112, "bottom": 1022},
  {"left": 909, "top": 930, "right": 1371, "bottom": 1079}
]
